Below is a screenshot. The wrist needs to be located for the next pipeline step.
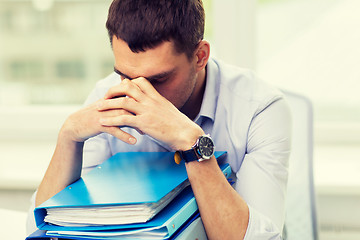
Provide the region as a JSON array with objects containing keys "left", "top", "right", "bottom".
[
  {"left": 59, "top": 117, "right": 84, "bottom": 143},
  {"left": 58, "top": 128, "right": 84, "bottom": 148},
  {"left": 175, "top": 125, "right": 205, "bottom": 151}
]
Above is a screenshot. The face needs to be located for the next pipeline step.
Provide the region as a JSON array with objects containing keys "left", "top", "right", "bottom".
[{"left": 112, "top": 37, "right": 200, "bottom": 110}]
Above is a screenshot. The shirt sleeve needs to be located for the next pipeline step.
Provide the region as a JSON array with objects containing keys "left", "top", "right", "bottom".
[{"left": 234, "top": 98, "right": 292, "bottom": 239}]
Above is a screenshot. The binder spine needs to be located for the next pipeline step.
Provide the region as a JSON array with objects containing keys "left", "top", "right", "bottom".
[{"left": 164, "top": 195, "right": 198, "bottom": 237}]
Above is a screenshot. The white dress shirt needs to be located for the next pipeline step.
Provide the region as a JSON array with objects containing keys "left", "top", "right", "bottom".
[{"left": 27, "top": 58, "right": 291, "bottom": 239}]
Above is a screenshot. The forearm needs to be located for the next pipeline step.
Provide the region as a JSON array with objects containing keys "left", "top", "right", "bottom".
[
  {"left": 35, "top": 96, "right": 139, "bottom": 207},
  {"left": 35, "top": 131, "right": 84, "bottom": 207},
  {"left": 186, "top": 157, "right": 249, "bottom": 240}
]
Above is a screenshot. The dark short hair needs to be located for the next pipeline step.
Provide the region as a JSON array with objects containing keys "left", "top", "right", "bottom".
[{"left": 106, "top": 0, "right": 205, "bottom": 59}]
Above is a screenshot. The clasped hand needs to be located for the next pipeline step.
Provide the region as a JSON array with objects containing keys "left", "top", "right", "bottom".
[{"left": 62, "top": 77, "right": 204, "bottom": 151}]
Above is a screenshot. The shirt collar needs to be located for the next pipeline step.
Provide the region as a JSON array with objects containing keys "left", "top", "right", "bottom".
[{"left": 194, "top": 58, "right": 219, "bottom": 123}]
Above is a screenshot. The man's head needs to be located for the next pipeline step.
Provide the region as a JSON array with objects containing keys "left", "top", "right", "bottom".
[
  {"left": 106, "top": 0, "right": 205, "bottom": 60},
  {"left": 106, "top": 0, "right": 209, "bottom": 118}
]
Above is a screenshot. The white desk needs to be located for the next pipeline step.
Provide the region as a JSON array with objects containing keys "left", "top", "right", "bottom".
[{"left": 0, "top": 208, "right": 28, "bottom": 239}]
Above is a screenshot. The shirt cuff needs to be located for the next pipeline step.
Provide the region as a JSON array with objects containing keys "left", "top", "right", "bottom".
[{"left": 243, "top": 204, "right": 283, "bottom": 240}]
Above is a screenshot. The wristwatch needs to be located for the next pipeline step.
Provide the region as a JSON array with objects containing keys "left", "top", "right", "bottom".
[{"left": 175, "top": 134, "right": 215, "bottom": 164}]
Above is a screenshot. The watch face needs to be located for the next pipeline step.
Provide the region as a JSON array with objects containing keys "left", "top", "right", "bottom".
[{"left": 198, "top": 135, "right": 215, "bottom": 159}]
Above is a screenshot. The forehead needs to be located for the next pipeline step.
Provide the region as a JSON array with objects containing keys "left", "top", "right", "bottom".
[{"left": 112, "top": 37, "right": 188, "bottom": 78}]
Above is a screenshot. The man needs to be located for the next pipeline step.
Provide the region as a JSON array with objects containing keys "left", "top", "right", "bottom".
[{"left": 27, "top": 0, "right": 291, "bottom": 239}]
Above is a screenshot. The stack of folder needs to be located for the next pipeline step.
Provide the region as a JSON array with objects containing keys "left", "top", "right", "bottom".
[{"left": 27, "top": 151, "right": 230, "bottom": 240}]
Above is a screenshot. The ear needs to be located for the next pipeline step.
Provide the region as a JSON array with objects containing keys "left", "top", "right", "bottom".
[{"left": 194, "top": 40, "right": 210, "bottom": 71}]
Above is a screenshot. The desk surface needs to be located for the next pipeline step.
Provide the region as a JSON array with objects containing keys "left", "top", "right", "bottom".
[{"left": 0, "top": 208, "right": 28, "bottom": 239}]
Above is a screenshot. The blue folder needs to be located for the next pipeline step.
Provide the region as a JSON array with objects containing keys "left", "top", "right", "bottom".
[
  {"left": 27, "top": 187, "right": 205, "bottom": 240},
  {"left": 27, "top": 211, "right": 205, "bottom": 240},
  {"left": 31, "top": 151, "right": 229, "bottom": 239}
]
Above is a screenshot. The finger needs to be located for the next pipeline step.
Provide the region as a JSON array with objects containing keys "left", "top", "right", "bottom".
[
  {"left": 100, "top": 111, "right": 143, "bottom": 135},
  {"left": 99, "top": 114, "right": 137, "bottom": 128},
  {"left": 131, "top": 77, "right": 160, "bottom": 97},
  {"left": 97, "top": 96, "right": 140, "bottom": 115},
  {"left": 105, "top": 79, "right": 144, "bottom": 101},
  {"left": 100, "top": 108, "right": 134, "bottom": 117},
  {"left": 103, "top": 126, "right": 137, "bottom": 145}
]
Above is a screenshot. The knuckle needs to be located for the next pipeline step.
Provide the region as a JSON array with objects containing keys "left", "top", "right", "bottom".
[
  {"left": 133, "top": 77, "right": 146, "bottom": 84},
  {"left": 120, "top": 96, "right": 130, "bottom": 104},
  {"left": 122, "top": 78, "right": 133, "bottom": 86},
  {"left": 108, "top": 85, "right": 118, "bottom": 94},
  {"left": 121, "top": 82, "right": 133, "bottom": 94},
  {"left": 115, "top": 97, "right": 128, "bottom": 107},
  {"left": 115, "top": 109, "right": 128, "bottom": 115}
]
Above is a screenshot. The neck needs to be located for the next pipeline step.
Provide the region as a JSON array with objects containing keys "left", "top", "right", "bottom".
[{"left": 181, "top": 67, "right": 207, "bottom": 120}]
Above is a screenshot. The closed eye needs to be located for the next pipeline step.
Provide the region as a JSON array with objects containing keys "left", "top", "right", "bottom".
[
  {"left": 148, "top": 77, "right": 169, "bottom": 84},
  {"left": 114, "top": 66, "right": 175, "bottom": 83},
  {"left": 114, "top": 67, "right": 132, "bottom": 80}
]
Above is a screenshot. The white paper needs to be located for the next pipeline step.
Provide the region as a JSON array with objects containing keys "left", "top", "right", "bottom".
[{"left": 44, "top": 180, "right": 189, "bottom": 227}]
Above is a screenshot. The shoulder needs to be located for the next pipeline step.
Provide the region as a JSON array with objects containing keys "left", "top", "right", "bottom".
[
  {"left": 208, "top": 59, "right": 291, "bottom": 171},
  {"left": 212, "top": 58, "right": 284, "bottom": 115}
]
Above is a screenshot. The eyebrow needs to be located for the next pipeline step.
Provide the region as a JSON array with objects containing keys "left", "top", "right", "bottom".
[{"left": 114, "top": 67, "right": 176, "bottom": 83}]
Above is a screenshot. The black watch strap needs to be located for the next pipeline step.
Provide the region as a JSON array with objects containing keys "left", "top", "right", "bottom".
[{"left": 179, "top": 149, "right": 200, "bottom": 163}]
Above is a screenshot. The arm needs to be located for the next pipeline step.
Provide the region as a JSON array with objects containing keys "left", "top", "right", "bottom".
[
  {"left": 35, "top": 100, "right": 137, "bottom": 207},
  {"left": 35, "top": 131, "right": 84, "bottom": 207},
  {"left": 187, "top": 99, "right": 291, "bottom": 239},
  {"left": 235, "top": 99, "right": 291, "bottom": 239},
  {"left": 186, "top": 156, "right": 250, "bottom": 239}
]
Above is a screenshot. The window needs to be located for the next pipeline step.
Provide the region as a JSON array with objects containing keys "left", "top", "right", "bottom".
[
  {"left": 56, "top": 60, "right": 85, "bottom": 79},
  {"left": 256, "top": 0, "right": 360, "bottom": 143},
  {"left": 257, "top": 1, "right": 360, "bottom": 234},
  {"left": 0, "top": 0, "right": 113, "bottom": 106},
  {"left": 8, "top": 60, "right": 44, "bottom": 80}
]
